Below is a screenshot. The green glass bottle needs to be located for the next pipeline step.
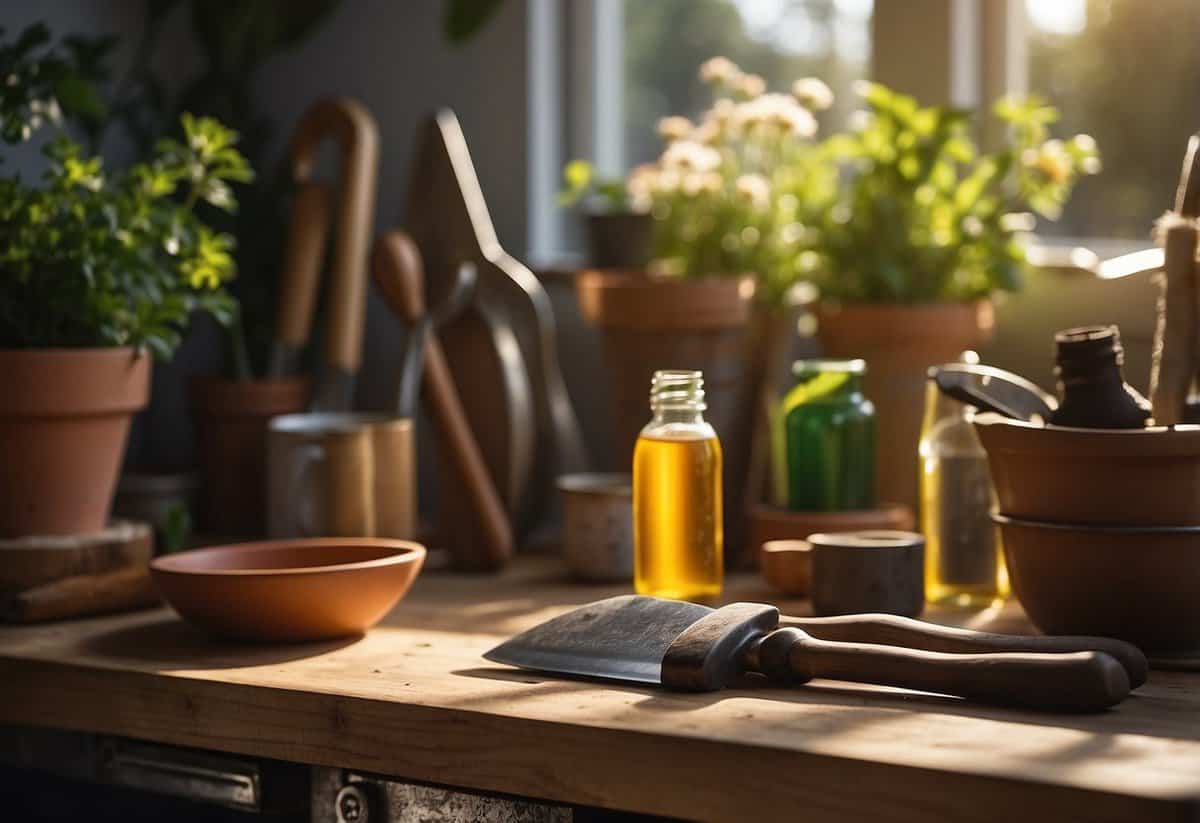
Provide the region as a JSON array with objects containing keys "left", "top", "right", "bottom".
[{"left": 779, "top": 359, "right": 875, "bottom": 511}]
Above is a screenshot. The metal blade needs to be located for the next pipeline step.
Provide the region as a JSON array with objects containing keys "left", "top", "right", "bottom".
[{"left": 483, "top": 595, "right": 712, "bottom": 684}]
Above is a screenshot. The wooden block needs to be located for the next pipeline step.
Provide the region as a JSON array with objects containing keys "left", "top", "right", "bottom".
[
  {"left": 808, "top": 530, "right": 925, "bottom": 617},
  {"left": 3, "top": 565, "right": 160, "bottom": 623},
  {"left": 0, "top": 520, "right": 153, "bottom": 593}
]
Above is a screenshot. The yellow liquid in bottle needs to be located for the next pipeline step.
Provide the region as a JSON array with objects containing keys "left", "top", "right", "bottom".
[
  {"left": 633, "top": 432, "right": 723, "bottom": 600},
  {"left": 920, "top": 452, "right": 1010, "bottom": 608}
]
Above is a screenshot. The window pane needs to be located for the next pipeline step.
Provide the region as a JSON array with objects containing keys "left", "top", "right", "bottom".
[
  {"left": 1027, "top": 0, "right": 1200, "bottom": 240},
  {"left": 624, "top": 0, "right": 873, "bottom": 166}
]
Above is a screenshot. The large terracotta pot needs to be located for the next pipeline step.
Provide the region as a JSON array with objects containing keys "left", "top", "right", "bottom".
[
  {"left": 0, "top": 348, "right": 151, "bottom": 537},
  {"left": 576, "top": 270, "right": 758, "bottom": 560},
  {"left": 815, "top": 300, "right": 994, "bottom": 511},
  {"left": 191, "top": 378, "right": 310, "bottom": 537}
]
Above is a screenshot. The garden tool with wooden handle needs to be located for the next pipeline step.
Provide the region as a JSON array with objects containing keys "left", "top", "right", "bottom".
[{"left": 269, "top": 97, "right": 380, "bottom": 413}]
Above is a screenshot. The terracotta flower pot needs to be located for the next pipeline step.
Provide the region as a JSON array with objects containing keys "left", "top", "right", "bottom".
[
  {"left": 815, "top": 300, "right": 994, "bottom": 511},
  {"left": 576, "top": 270, "right": 758, "bottom": 559},
  {"left": 191, "top": 378, "right": 311, "bottom": 537},
  {"left": 0, "top": 347, "right": 151, "bottom": 537}
]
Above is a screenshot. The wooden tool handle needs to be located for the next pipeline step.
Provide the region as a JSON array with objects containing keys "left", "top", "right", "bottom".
[
  {"left": 372, "top": 231, "right": 513, "bottom": 570},
  {"left": 778, "top": 613, "right": 1148, "bottom": 688},
  {"left": 289, "top": 97, "right": 380, "bottom": 374},
  {"left": 1150, "top": 217, "right": 1199, "bottom": 425},
  {"left": 3, "top": 566, "right": 159, "bottom": 623},
  {"left": 275, "top": 182, "right": 332, "bottom": 356},
  {"left": 756, "top": 628, "right": 1129, "bottom": 712}
]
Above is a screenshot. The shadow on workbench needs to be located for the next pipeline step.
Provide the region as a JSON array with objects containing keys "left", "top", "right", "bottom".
[{"left": 78, "top": 616, "right": 360, "bottom": 669}]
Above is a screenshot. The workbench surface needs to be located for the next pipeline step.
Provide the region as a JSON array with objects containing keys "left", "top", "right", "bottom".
[{"left": 2, "top": 556, "right": 1199, "bottom": 822}]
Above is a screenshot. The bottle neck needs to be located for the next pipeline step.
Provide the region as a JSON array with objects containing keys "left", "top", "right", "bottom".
[{"left": 651, "top": 406, "right": 707, "bottom": 426}]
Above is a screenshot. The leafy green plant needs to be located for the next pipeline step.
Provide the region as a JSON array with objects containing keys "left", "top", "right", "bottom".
[
  {"left": 557, "top": 159, "right": 631, "bottom": 213},
  {"left": 0, "top": 26, "right": 253, "bottom": 358},
  {"left": 812, "top": 83, "right": 1100, "bottom": 303}
]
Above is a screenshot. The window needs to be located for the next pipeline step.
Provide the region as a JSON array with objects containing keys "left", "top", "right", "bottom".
[
  {"left": 1026, "top": 0, "right": 1200, "bottom": 241},
  {"left": 623, "top": 0, "right": 873, "bottom": 166}
]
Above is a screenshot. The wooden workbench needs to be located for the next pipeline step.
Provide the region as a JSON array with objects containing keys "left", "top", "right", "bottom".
[{"left": 1, "top": 556, "right": 1198, "bottom": 822}]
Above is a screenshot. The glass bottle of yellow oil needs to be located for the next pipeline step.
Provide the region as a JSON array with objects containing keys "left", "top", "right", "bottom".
[
  {"left": 919, "top": 365, "right": 1010, "bottom": 607},
  {"left": 633, "top": 370, "right": 723, "bottom": 600}
]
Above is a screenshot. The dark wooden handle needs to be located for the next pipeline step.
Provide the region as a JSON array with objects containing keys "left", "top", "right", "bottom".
[
  {"left": 371, "top": 231, "right": 513, "bottom": 569},
  {"left": 778, "top": 613, "right": 1148, "bottom": 688},
  {"left": 756, "top": 628, "right": 1129, "bottom": 712},
  {"left": 275, "top": 182, "right": 332, "bottom": 354}
]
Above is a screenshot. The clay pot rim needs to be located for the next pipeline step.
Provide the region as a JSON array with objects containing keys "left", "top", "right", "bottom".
[
  {"left": 976, "top": 414, "right": 1200, "bottom": 438},
  {"left": 151, "top": 538, "right": 426, "bottom": 577},
  {"left": 0, "top": 345, "right": 148, "bottom": 358},
  {"left": 557, "top": 472, "right": 632, "bottom": 497},
  {"left": 993, "top": 514, "right": 1200, "bottom": 535}
]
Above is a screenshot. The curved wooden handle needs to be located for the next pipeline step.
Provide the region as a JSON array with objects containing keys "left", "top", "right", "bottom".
[
  {"left": 275, "top": 182, "right": 332, "bottom": 353},
  {"left": 777, "top": 614, "right": 1148, "bottom": 688},
  {"left": 756, "top": 628, "right": 1130, "bottom": 712},
  {"left": 289, "top": 97, "right": 380, "bottom": 374},
  {"left": 371, "top": 232, "right": 513, "bottom": 569}
]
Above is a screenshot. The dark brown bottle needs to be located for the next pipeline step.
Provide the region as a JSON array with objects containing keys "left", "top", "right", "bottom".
[{"left": 1049, "top": 325, "right": 1151, "bottom": 429}]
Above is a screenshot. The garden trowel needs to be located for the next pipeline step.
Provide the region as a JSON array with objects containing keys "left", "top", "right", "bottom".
[{"left": 484, "top": 595, "right": 1141, "bottom": 712}]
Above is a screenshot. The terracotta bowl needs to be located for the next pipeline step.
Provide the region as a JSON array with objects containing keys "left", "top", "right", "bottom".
[
  {"left": 975, "top": 415, "right": 1200, "bottom": 525},
  {"left": 995, "top": 514, "right": 1200, "bottom": 653},
  {"left": 151, "top": 538, "right": 425, "bottom": 643}
]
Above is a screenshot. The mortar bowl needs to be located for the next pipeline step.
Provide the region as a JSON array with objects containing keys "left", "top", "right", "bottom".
[
  {"left": 975, "top": 415, "right": 1200, "bottom": 526},
  {"left": 994, "top": 514, "right": 1200, "bottom": 655}
]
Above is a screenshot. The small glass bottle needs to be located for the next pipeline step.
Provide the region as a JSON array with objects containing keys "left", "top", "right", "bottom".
[
  {"left": 633, "top": 370, "right": 723, "bottom": 600},
  {"left": 1050, "top": 325, "right": 1151, "bottom": 429},
  {"left": 776, "top": 359, "right": 876, "bottom": 511},
  {"left": 920, "top": 361, "right": 1009, "bottom": 607}
]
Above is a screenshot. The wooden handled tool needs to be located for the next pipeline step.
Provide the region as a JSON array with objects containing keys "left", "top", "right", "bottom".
[
  {"left": 270, "top": 182, "right": 332, "bottom": 378},
  {"left": 287, "top": 97, "right": 380, "bottom": 410},
  {"left": 1150, "top": 214, "right": 1199, "bottom": 425},
  {"left": 748, "top": 628, "right": 1126, "bottom": 713},
  {"left": 778, "top": 613, "right": 1147, "bottom": 688},
  {"left": 372, "top": 231, "right": 513, "bottom": 570},
  {"left": 3, "top": 565, "right": 159, "bottom": 623},
  {"left": 487, "top": 596, "right": 1133, "bottom": 712}
]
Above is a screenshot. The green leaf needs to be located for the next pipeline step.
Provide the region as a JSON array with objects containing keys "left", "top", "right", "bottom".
[{"left": 445, "top": 0, "right": 507, "bottom": 44}]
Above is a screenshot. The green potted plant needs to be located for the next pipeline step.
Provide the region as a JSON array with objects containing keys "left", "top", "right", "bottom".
[
  {"left": 0, "top": 25, "right": 251, "bottom": 538},
  {"left": 810, "top": 82, "right": 1100, "bottom": 508},
  {"left": 575, "top": 57, "right": 834, "bottom": 556},
  {"left": 559, "top": 159, "right": 651, "bottom": 268}
]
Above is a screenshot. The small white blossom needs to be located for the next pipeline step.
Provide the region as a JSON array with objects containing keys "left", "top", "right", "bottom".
[
  {"left": 657, "top": 116, "right": 693, "bottom": 141},
  {"left": 737, "top": 73, "right": 767, "bottom": 99},
  {"left": 661, "top": 140, "right": 723, "bottom": 173},
  {"left": 791, "top": 77, "right": 834, "bottom": 111},
  {"left": 735, "top": 173, "right": 771, "bottom": 211},
  {"left": 698, "top": 56, "right": 740, "bottom": 86}
]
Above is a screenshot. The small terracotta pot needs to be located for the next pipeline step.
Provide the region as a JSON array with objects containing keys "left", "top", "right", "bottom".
[
  {"left": 577, "top": 270, "right": 758, "bottom": 560},
  {"left": 815, "top": 300, "right": 994, "bottom": 511},
  {"left": 0, "top": 348, "right": 151, "bottom": 537},
  {"left": 191, "top": 378, "right": 311, "bottom": 537}
]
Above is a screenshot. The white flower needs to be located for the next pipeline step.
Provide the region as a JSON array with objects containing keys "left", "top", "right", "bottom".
[
  {"left": 737, "top": 73, "right": 767, "bottom": 99},
  {"left": 791, "top": 77, "right": 834, "bottom": 111},
  {"left": 626, "top": 163, "right": 658, "bottom": 211},
  {"left": 1072, "top": 133, "right": 1097, "bottom": 153},
  {"left": 735, "top": 173, "right": 771, "bottom": 211},
  {"left": 732, "top": 94, "right": 817, "bottom": 138},
  {"left": 657, "top": 116, "right": 693, "bottom": 141},
  {"left": 699, "top": 56, "right": 741, "bottom": 86},
  {"left": 661, "top": 140, "right": 723, "bottom": 173}
]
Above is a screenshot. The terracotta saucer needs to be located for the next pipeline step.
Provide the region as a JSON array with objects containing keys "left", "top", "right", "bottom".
[{"left": 151, "top": 538, "right": 425, "bottom": 643}]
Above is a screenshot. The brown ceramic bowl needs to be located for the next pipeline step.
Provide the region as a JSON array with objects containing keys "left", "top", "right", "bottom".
[
  {"left": 995, "top": 514, "right": 1200, "bottom": 653},
  {"left": 975, "top": 415, "right": 1200, "bottom": 526},
  {"left": 151, "top": 538, "right": 425, "bottom": 643}
]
